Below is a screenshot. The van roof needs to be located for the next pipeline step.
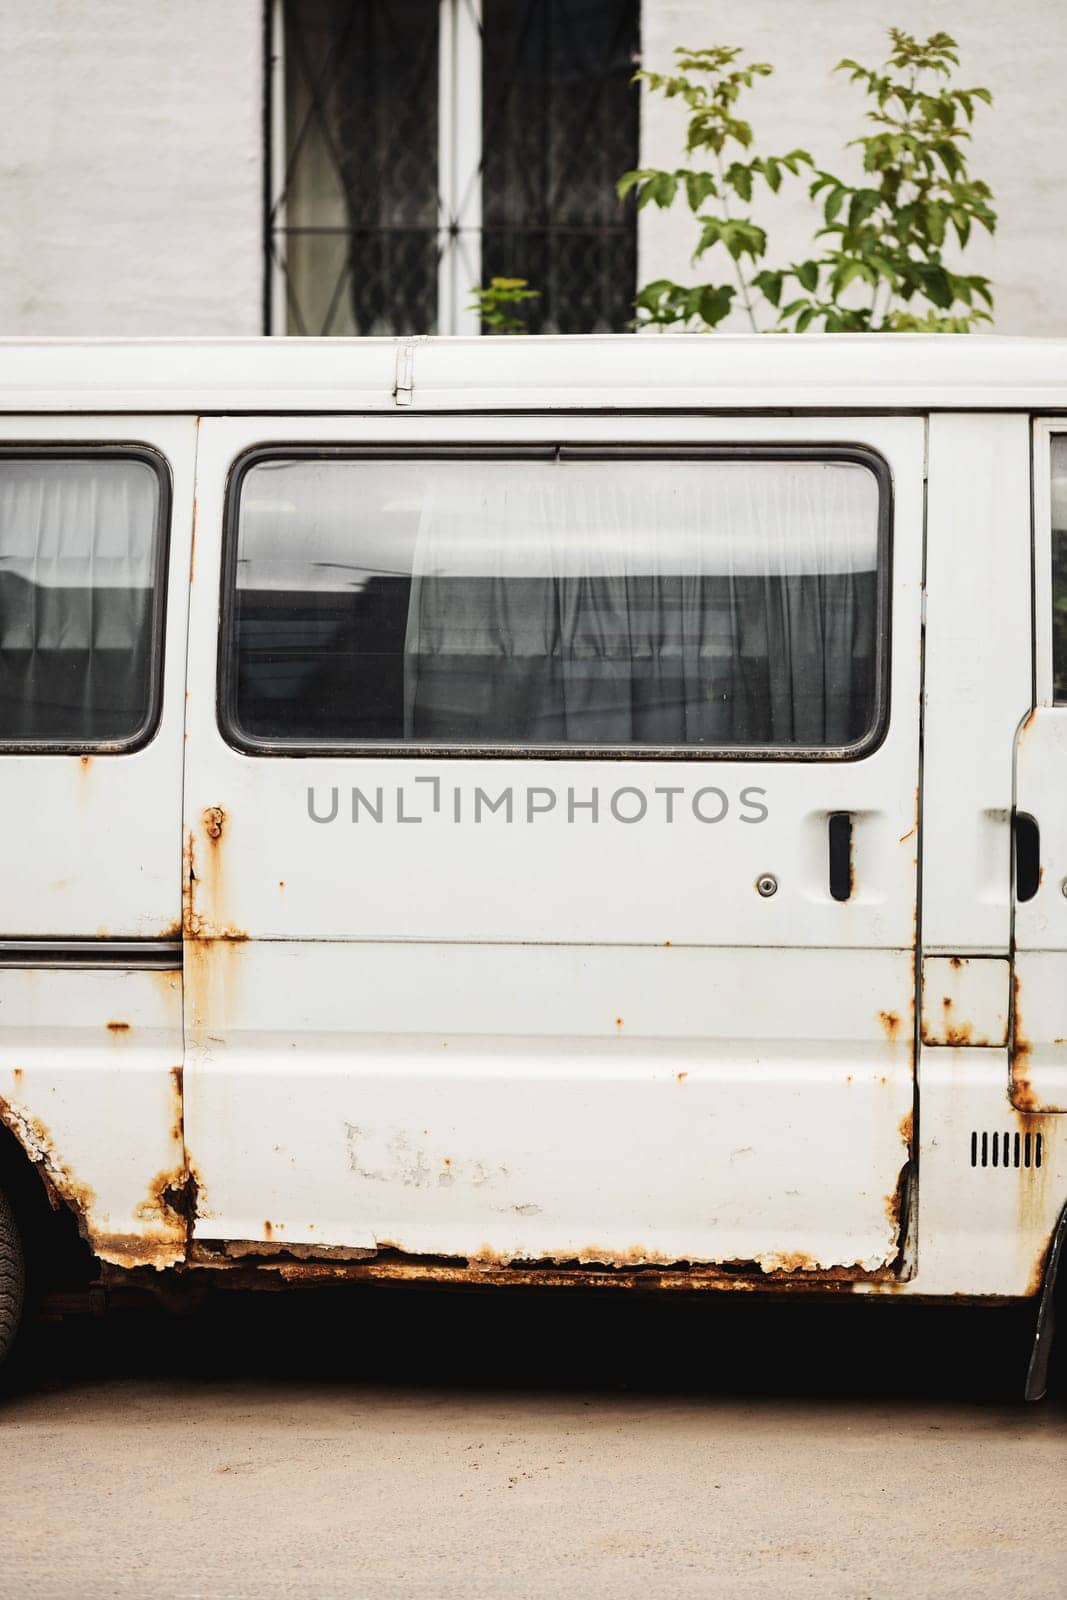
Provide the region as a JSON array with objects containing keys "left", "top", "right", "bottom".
[{"left": 1, "top": 333, "right": 1066, "bottom": 414}]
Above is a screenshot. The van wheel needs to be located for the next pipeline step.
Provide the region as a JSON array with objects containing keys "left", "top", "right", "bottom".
[{"left": 0, "top": 1184, "right": 25, "bottom": 1370}]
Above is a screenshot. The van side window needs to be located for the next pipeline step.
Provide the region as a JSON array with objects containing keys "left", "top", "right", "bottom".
[
  {"left": 223, "top": 449, "right": 888, "bottom": 756},
  {"left": 0, "top": 452, "right": 167, "bottom": 749},
  {"left": 1051, "top": 436, "right": 1067, "bottom": 703}
]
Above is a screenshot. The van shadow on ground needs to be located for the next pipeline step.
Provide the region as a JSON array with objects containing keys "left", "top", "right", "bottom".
[{"left": 11, "top": 1280, "right": 1061, "bottom": 1408}]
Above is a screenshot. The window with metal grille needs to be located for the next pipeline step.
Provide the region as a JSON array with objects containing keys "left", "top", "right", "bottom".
[{"left": 267, "top": 0, "right": 639, "bottom": 336}]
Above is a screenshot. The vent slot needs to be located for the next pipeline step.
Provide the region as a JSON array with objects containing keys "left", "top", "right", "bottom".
[{"left": 969, "top": 1129, "right": 1043, "bottom": 1169}]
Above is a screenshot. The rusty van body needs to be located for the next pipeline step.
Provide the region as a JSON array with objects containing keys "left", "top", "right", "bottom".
[{"left": 0, "top": 336, "right": 1065, "bottom": 1394}]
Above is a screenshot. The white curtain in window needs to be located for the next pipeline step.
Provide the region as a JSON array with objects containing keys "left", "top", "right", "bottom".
[
  {"left": 0, "top": 458, "right": 159, "bottom": 742},
  {"left": 403, "top": 460, "right": 879, "bottom": 747}
]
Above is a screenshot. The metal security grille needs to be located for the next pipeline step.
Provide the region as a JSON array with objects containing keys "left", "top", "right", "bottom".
[
  {"left": 267, "top": 0, "right": 639, "bottom": 336},
  {"left": 481, "top": 0, "right": 640, "bottom": 334}
]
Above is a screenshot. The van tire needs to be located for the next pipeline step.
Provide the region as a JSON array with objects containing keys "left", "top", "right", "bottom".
[{"left": 0, "top": 1185, "right": 25, "bottom": 1371}]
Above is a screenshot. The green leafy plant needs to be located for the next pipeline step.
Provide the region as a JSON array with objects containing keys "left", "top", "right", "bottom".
[
  {"left": 619, "top": 30, "right": 996, "bottom": 332},
  {"left": 468, "top": 277, "right": 540, "bottom": 334},
  {"left": 617, "top": 46, "right": 812, "bottom": 331}
]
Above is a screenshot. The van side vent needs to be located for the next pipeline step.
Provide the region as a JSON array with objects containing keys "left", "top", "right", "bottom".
[{"left": 969, "top": 1130, "right": 1043, "bottom": 1170}]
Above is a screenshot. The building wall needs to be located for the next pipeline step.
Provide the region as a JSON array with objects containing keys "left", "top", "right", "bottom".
[
  {"left": 0, "top": 0, "right": 1063, "bottom": 337},
  {"left": 639, "top": 1, "right": 1067, "bottom": 335},
  {"left": 0, "top": 0, "right": 263, "bottom": 336}
]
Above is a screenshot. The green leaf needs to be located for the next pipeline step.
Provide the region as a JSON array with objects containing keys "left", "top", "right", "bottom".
[
  {"left": 831, "top": 258, "right": 875, "bottom": 295},
  {"left": 684, "top": 170, "right": 718, "bottom": 210},
  {"left": 925, "top": 201, "right": 947, "bottom": 246},
  {"left": 695, "top": 285, "right": 736, "bottom": 327},
  {"left": 796, "top": 259, "right": 820, "bottom": 292},
  {"left": 725, "top": 161, "right": 753, "bottom": 202},
  {"left": 752, "top": 268, "right": 783, "bottom": 307}
]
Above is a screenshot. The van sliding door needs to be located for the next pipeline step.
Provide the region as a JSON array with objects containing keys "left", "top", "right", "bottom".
[{"left": 182, "top": 415, "right": 923, "bottom": 1279}]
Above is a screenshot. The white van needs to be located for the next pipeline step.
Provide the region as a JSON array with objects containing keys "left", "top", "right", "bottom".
[{"left": 0, "top": 335, "right": 1064, "bottom": 1396}]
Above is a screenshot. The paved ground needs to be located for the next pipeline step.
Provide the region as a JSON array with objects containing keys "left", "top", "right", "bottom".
[{"left": 0, "top": 1287, "right": 1064, "bottom": 1599}]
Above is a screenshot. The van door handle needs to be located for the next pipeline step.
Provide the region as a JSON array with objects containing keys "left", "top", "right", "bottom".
[
  {"left": 1014, "top": 812, "right": 1041, "bottom": 903},
  {"left": 828, "top": 812, "right": 853, "bottom": 903}
]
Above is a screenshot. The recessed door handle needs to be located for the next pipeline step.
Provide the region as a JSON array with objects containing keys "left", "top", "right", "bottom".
[
  {"left": 1014, "top": 812, "right": 1040, "bottom": 903},
  {"left": 828, "top": 812, "right": 853, "bottom": 903}
]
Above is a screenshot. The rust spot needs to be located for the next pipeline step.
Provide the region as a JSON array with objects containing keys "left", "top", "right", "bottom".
[
  {"left": 949, "top": 956, "right": 963, "bottom": 970},
  {"left": 203, "top": 806, "right": 226, "bottom": 842},
  {"left": 182, "top": 827, "right": 198, "bottom": 938},
  {"left": 78, "top": 754, "right": 91, "bottom": 772},
  {"left": 1020, "top": 705, "right": 1038, "bottom": 736},
  {"left": 188, "top": 1239, "right": 899, "bottom": 1289},
  {"left": 183, "top": 822, "right": 246, "bottom": 942},
  {"left": 615, "top": 1016, "right": 623, "bottom": 1032},
  {"left": 942, "top": 1022, "right": 974, "bottom": 1045},
  {"left": 11, "top": 1068, "right": 22, "bottom": 1089},
  {"left": 676, "top": 1071, "right": 688, "bottom": 1083},
  {"left": 136, "top": 1165, "right": 200, "bottom": 1230},
  {"left": 925, "top": 992, "right": 975, "bottom": 1048},
  {"left": 89, "top": 1232, "right": 192, "bottom": 1270},
  {"left": 170, "top": 1064, "right": 184, "bottom": 1145},
  {"left": 106, "top": 1020, "right": 131, "bottom": 1034},
  {"left": 1011, "top": 970, "right": 1038, "bottom": 1111},
  {"left": 219, "top": 1238, "right": 376, "bottom": 1264},
  {"left": 899, "top": 1111, "right": 913, "bottom": 1147},
  {"left": 278, "top": 880, "right": 286, "bottom": 890},
  {"left": 878, "top": 1010, "right": 901, "bottom": 1043},
  {"left": 0, "top": 1093, "right": 96, "bottom": 1224}
]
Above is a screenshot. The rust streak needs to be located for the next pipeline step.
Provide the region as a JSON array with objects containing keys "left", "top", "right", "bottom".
[
  {"left": 878, "top": 1010, "right": 901, "bottom": 1043},
  {"left": 170, "top": 1064, "right": 184, "bottom": 1145},
  {"left": 203, "top": 806, "right": 226, "bottom": 843},
  {"left": 1011, "top": 970, "right": 1038, "bottom": 1111}
]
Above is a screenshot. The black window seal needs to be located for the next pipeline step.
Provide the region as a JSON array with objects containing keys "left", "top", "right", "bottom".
[
  {"left": 218, "top": 441, "right": 893, "bottom": 764},
  {"left": 0, "top": 443, "right": 172, "bottom": 756}
]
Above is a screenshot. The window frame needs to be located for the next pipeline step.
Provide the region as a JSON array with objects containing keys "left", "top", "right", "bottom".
[
  {"left": 218, "top": 440, "right": 893, "bottom": 762},
  {"left": 0, "top": 443, "right": 172, "bottom": 756},
  {"left": 266, "top": 0, "right": 641, "bottom": 337},
  {"left": 1037, "top": 422, "right": 1067, "bottom": 707}
]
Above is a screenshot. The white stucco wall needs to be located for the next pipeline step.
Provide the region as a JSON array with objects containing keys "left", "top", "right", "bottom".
[
  {"left": 638, "top": 2, "right": 1067, "bottom": 335},
  {"left": 0, "top": 1, "right": 1063, "bottom": 338},
  {"left": 0, "top": 0, "right": 263, "bottom": 336}
]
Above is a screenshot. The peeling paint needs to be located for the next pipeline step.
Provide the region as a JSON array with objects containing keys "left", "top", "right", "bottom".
[
  {"left": 188, "top": 1240, "right": 902, "bottom": 1289},
  {"left": 0, "top": 1078, "right": 198, "bottom": 1273}
]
